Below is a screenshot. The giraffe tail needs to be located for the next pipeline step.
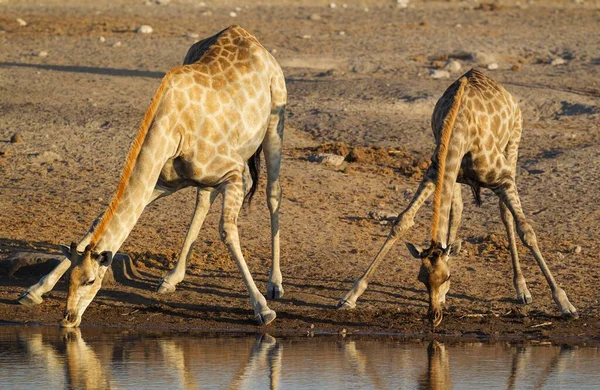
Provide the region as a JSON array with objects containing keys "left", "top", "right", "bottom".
[
  {"left": 470, "top": 185, "right": 482, "bottom": 207},
  {"left": 245, "top": 145, "right": 262, "bottom": 204}
]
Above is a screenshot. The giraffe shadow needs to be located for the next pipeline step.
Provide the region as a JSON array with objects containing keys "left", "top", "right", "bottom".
[{"left": 0, "top": 62, "right": 164, "bottom": 79}]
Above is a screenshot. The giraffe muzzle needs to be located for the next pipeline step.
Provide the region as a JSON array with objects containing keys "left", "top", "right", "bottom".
[
  {"left": 60, "top": 310, "right": 80, "bottom": 328},
  {"left": 429, "top": 306, "right": 443, "bottom": 328}
]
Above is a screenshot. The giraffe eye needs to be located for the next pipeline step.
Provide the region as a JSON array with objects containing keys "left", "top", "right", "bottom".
[{"left": 83, "top": 279, "right": 96, "bottom": 286}]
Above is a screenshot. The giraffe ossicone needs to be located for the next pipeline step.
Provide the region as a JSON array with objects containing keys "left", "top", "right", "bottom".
[
  {"left": 18, "top": 25, "right": 287, "bottom": 327},
  {"left": 337, "top": 69, "right": 578, "bottom": 327}
]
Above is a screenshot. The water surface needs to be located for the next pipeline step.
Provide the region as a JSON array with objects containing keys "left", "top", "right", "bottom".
[{"left": 0, "top": 327, "right": 598, "bottom": 389}]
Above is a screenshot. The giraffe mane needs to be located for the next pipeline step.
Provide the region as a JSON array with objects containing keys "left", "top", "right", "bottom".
[
  {"left": 90, "top": 71, "right": 174, "bottom": 246},
  {"left": 430, "top": 76, "right": 468, "bottom": 244}
]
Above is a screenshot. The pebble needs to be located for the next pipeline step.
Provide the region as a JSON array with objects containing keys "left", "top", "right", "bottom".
[
  {"left": 186, "top": 32, "right": 200, "bottom": 39},
  {"left": 430, "top": 69, "right": 450, "bottom": 79},
  {"left": 511, "top": 64, "right": 521, "bottom": 71},
  {"left": 308, "top": 153, "right": 345, "bottom": 167},
  {"left": 37, "top": 50, "right": 48, "bottom": 57},
  {"left": 137, "top": 25, "right": 153, "bottom": 34},
  {"left": 445, "top": 59, "right": 462, "bottom": 72},
  {"left": 16, "top": 18, "right": 27, "bottom": 26},
  {"left": 99, "top": 36, "right": 106, "bottom": 43},
  {"left": 487, "top": 62, "right": 499, "bottom": 70},
  {"left": 472, "top": 51, "right": 497, "bottom": 66},
  {"left": 201, "top": 10, "right": 213, "bottom": 16},
  {"left": 112, "top": 41, "right": 122, "bottom": 48},
  {"left": 574, "top": 245, "right": 582, "bottom": 254},
  {"left": 302, "top": 34, "right": 311, "bottom": 39},
  {"left": 551, "top": 57, "right": 566, "bottom": 66},
  {"left": 229, "top": 11, "right": 237, "bottom": 17},
  {"left": 339, "top": 31, "right": 345, "bottom": 36},
  {"left": 10, "top": 133, "right": 23, "bottom": 143},
  {"left": 309, "top": 13, "right": 321, "bottom": 21},
  {"left": 329, "top": 2, "right": 337, "bottom": 8},
  {"left": 397, "top": 0, "right": 409, "bottom": 8}
]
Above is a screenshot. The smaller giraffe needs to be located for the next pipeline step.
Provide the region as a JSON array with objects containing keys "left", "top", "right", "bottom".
[
  {"left": 337, "top": 69, "right": 577, "bottom": 327},
  {"left": 19, "top": 26, "right": 286, "bottom": 327}
]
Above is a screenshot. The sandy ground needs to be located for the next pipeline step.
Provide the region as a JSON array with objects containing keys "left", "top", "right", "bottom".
[{"left": 0, "top": 0, "right": 599, "bottom": 342}]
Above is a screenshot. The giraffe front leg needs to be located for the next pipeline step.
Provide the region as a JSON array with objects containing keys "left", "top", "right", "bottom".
[
  {"left": 220, "top": 176, "right": 275, "bottom": 325},
  {"left": 495, "top": 180, "right": 577, "bottom": 318},
  {"left": 157, "top": 188, "right": 216, "bottom": 294},
  {"left": 337, "top": 170, "right": 436, "bottom": 310},
  {"left": 499, "top": 199, "right": 532, "bottom": 304},
  {"left": 263, "top": 107, "right": 284, "bottom": 300}
]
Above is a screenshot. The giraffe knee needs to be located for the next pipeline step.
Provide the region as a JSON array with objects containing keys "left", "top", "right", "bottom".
[
  {"left": 267, "top": 183, "right": 281, "bottom": 212},
  {"left": 518, "top": 223, "right": 537, "bottom": 248},
  {"left": 219, "top": 218, "right": 238, "bottom": 244}
]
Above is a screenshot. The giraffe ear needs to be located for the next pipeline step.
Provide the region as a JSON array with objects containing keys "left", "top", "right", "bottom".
[
  {"left": 58, "top": 244, "right": 72, "bottom": 259},
  {"left": 98, "top": 251, "right": 113, "bottom": 267},
  {"left": 406, "top": 242, "right": 424, "bottom": 259}
]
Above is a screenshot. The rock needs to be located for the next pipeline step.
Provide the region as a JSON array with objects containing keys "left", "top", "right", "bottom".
[
  {"left": 186, "top": 32, "right": 200, "bottom": 39},
  {"left": 155, "top": 0, "right": 170, "bottom": 4},
  {"left": 445, "top": 60, "right": 462, "bottom": 72},
  {"left": 16, "top": 18, "right": 27, "bottom": 26},
  {"left": 329, "top": 2, "right": 337, "bottom": 8},
  {"left": 201, "top": 10, "right": 213, "bottom": 16},
  {"left": 308, "top": 153, "right": 345, "bottom": 167},
  {"left": 487, "top": 62, "right": 499, "bottom": 70},
  {"left": 397, "top": 0, "right": 409, "bottom": 8},
  {"left": 229, "top": 11, "right": 237, "bottom": 17},
  {"left": 573, "top": 245, "right": 582, "bottom": 254},
  {"left": 112, "top": 41, "right": 122, "bottom": 47},
  {"left": 137, "top": 25, "right": 153, "bottom": 34},
  {"left": 10, "top": 133, "right": 23, "bottom": 143},
  {"left": 37, "top": 50, "right": 48, "bottom": 57},
  {"left": 309, "top": 13, "right": 322, "bottom": 21},
  {"left": 302, "top": 34, "right": 311, "bottom": 39},
  {"left": 99, "top": 36, "right": 106, "bottom": 43},
  {"left": 430, "top": 69, "right": 450, "bottom": 79},
  {"left": 431, "top": 60, "right": 445, "bottom": 69},
  {"left": 511, "top": 64, "right": 521, "bottom": 71},
  {"left": 472, "top": 51, "right": 497, "bottom": 66},
  {"left": 551, "top": 57, "right": 566, "bottom": 66}
]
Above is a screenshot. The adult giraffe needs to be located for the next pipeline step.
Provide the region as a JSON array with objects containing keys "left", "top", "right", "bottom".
[
  {"left": 19, "top": 25, "right": 286, "bottom": 327},
  {"left": 337, "top": 69, "right": 577, "bottom": 327}
]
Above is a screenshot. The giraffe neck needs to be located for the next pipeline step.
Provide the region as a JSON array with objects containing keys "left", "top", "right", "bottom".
[{"left": 91, "top": 126, "right": 176, "bottom": 255}]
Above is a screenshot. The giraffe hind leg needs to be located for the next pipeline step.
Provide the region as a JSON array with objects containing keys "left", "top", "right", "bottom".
[
  {"left": 499, "top": 199, "right": 532, "bottom": 304},
  {"left": 263, "top": 105, "right": 285, "bottom": 300},
  {"left": 219, "top": 175, "right": 275, "bottom": 325},
  {"left": 495, "top": 179, "right": 577, "bottom": 318},
  {"left": 157, "top": 188, "right": 216, "bottom": 294}
]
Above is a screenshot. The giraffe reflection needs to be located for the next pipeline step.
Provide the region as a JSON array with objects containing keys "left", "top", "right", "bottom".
[{"left": 419, "top": 341, "right": 452, "bottom": 390}]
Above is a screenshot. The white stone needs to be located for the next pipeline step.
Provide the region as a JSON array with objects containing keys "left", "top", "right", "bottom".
[
  {"left": 487, "top": 62, "right": 499, "bottom": 70},
  {"left": 339, "top": 31, "right": 346, "bottom": 36},
  {"left": 445, "top": 60, "right": 462, "bottom": 72},
  {"left": 329, "top": 2, "right": 337, "bottom": 8},
  {"left": 201, "top": 10, "right": 213, "bottom": 16},
  {"left": 99, "top": 36, "right": 106, "bottom": 42},
  {"left": 430, "top": 69, "right": 450, "bottom": 79},
  {"left": 472, "top": 51, "right": 497, "bottom": 65},
  {"left": 16, "top": 18, "right": 27, "bottom": 26},
  {"left": 309, "top": 13, "right": 321, "bottom": 21},
  {"left": 397, "top": 0, "right": 409, "bottom": 8},
  {"left": 302, "top": 34, "right": 311, "bottom": 39},
  {"left": 186, "top": 32, "right": 200, "bottom": 39},
  {"left": 551, "top": 57, "right": 566, "bottom": 66},
  {"left": 37, "top": 51, "right": 48, "bottom": 57},
  {"left": 342, "top": 3, "right": 348, "bottom": 8},
  {"left": 137, "top": 25, "right": 153, "bottom": 34},
  {"left": 229, "top": 11, "right": 237, "bottom": 17},
  {"left": 574, "top": 245, "right": 582, "bottom": 254},
  {"left": 112, "top": 41, "right": 122, "bottom": 47},
  {"left": 235, "top": 7, "right": 242, "bottom": 11}
]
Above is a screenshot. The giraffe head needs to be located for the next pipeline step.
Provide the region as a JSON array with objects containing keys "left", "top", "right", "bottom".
[
  {"left": 58, "top": 242, "right": 113, "bottom": 327},
  {"left": 406, "top": 240, "right": 461, "bottom": 328}
]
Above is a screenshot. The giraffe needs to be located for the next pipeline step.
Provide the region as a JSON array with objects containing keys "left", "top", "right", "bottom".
[
  {"left": 337, "top": 69, "right": 577, "bottom": 327},
  {"left": 17, "top": 25, "right": 287, "bottom": 327}
]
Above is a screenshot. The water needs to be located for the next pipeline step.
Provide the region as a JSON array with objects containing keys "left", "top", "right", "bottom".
[{"left": 0, "top": 327, "right": 598, "bottom": 389}]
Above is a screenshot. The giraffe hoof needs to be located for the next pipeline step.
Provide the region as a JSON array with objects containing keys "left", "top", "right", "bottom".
[
  {"left": 17, "top": 291, "right": 43, "bottom": 305},
  {"left": 266, "top": 284, "right": 284, "bottom": 300},
  {"left": 255, "top": 309, "right": 276, "bottom": 326},
  {"left": 156, "top": 279, "right": 176, "bottom": 294},
  {"left": 336, "top": 299, "right": 356, "bottom": 310},
  {"left": 517, "top": 293, "right": 533, "bottom": 305},
  {"left": 564, "top": 310, "right": 579, "bottom": 320}
]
